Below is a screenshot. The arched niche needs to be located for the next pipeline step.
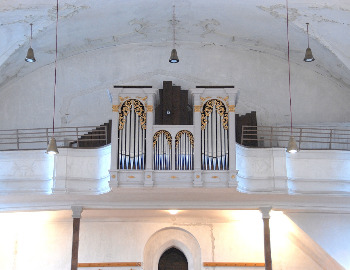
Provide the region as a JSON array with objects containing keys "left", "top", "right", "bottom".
[
  {"left": 143, "top": 227, "right": 201, "bottom": 270},
  {"left": 158, "top": 247, "right": 188, "bottom": 270}
]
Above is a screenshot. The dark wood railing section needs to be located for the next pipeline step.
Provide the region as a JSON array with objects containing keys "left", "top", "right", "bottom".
[{"left": 0, "top": 121, "right": 111, "bottom": 151}]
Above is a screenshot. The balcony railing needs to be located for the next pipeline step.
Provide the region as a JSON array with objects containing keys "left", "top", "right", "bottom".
[
  {"left": 241, "top": 126, "right": 350, "bottom": 151},
  {"left": 0, "top": 126, "right": 108, "bottom": 151}
]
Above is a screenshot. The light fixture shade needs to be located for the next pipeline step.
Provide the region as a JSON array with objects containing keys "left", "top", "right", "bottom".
[
  {"left": 47, "top": 137, "right": 59, "bottom": 155},
  {"left": 304, "top": 47, "right": 315, "bottom": 62},
  {"left": 286, "top": 136, "right": 298, "bottom": 153},
  {"left": 169, "top": 49, "right": 179, "bottom": 63},
  {"left": 25, "top": 47, "right": 36, "bottom": 62}
]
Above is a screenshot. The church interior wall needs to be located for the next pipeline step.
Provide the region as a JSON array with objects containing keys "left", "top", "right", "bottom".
[
  {"left": 0, "top": 210, "right": 348, "bottom": 269},
  {"left": 0, "top": 44, "right": 349, "bottom": 131}
]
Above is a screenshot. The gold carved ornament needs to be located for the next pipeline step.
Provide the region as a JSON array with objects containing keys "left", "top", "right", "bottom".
[
  {"left": 136, "top": 96, "right": 148, "bottom": 102},
  {"left": 119, "top": 96, "right": 131, "bottom": 102},
  {"left": 201, "top": 99, "right": 228, "bottom": 130},
  {"left": 200, "top": 96, "right": 211, "bottom": 102},
  {"left": 112, "top": 105, "right": 119, "bottom": 112},
  {"left": 175, "top": 130, "right": 194, "bottom": 147},
  {"left": 229, "top": 105, "right": 235, "bottom": 112},
  {"left": 217, "top": 96, "right": 229, "bottom": 106},
  {"left": 194, "top": 105, "right": 201, "bottom": 112},
  {"left": 147, "top": 105, "right": 153, "bottom": 112},
  {"left": 118, "top": 99, "right": 147, "bottom": 130},
  {"left": 153, "top": 130, "right": 172, "bottom": 147}
]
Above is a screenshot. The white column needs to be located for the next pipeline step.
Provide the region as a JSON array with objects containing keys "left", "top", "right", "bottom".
[
  {"left": 192, "top": 92, "right": 203, "bottom": 187},
  {"left": 171, "top": 132, "right": 176, "bottom": 170},
  {"left": 109, "top": 89, "right": 121, "bottom": 188},
  {"left": 144, "top": 89, "right": 156, "bottom": 186},
  {"left": 227, "top": 89, "right": 238, "bottom": 187}
]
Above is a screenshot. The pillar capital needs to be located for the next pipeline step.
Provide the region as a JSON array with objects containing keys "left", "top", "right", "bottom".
[
  {"left": 260, "top": 207, "right": 272, "bottom": 219},
  {"left": 71, "top": 206, "right": 83, "bottom": 219}
]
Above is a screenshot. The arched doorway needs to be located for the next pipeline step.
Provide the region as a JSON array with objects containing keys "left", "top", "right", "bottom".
[
  {"left": 143, "top": 227, "right": 201, "bottom": 270},
  {"left": 158, "top": 247, "right": 188, "bottom": 270}
]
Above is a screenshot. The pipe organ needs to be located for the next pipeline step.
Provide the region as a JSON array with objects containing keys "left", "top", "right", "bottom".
[
  {"left": 201, "top": 99, "right": 229, "bottom": 170},
  {"left": 175, "top": 130, "right": 194, "bottom": 170},
  {"left": 153, "top": 130, "right": 172, "bottom": 170},
  {"left": 109, "top": 82, "right": 237, "bottom": 187},
  {"left": 117, "top": 99, "right": 146, "bottom": 170}
]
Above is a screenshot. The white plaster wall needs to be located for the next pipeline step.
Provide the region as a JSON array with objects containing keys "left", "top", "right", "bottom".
[
  {"left": 0, "top": 43, "right": 350, "bottom": 131},
  {"left": 0, "top": 210, "right": 346, "bottom": 270},
  {"left": 287, "top": 212, "right": 350, "bottom": 270},
  {"left": 0, "top": 212, "right": 72, "bottom": 270}
]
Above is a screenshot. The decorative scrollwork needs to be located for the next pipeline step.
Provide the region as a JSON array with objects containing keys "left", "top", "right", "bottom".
[
  {"left": 194, "top": 105, "right": 201, "bottom": 112},
  {"left": 112, "top": 105, "right": 119, "bottom": 112},
  {"left": 119, "top": 96, "right": 131, "bottom": 102},
  {"left": 147, "top": 105, "right": 153, "bottom": 112},
  {"left": 119, "top": 99, "right": 146, "bottom": 130},
  {"left": 200, "top": 96, "right": 212, "bottom": 106},
  {"left": 201, "top": 99, "right": 228, "bottom": 130},
  {"left": 217, "top": 96, "right": 229, "bottom": 106},
  {"left": 153, "top": 130, "right": 172, "bottom": 147},
  {"left": 136, "top": 96, "right": 148, "bottom": 102},
  {"left": 175, "top": 130, "right": 194, "bottom": 147}
]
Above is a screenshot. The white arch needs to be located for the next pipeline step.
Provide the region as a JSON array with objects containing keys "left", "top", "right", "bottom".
[{"left": 143, "top": 227, "right": 201, "bottom": 270}]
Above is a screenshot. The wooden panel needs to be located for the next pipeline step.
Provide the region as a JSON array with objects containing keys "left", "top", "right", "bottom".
[
  {"left": 203, "top": 262, "right": 265, "bottom": 267},
  {"left": 78, "top": 262, "right": 141, "bottom": 267},
  {"left": 155, "top": 81, "right": 192, "bottom": 125}
]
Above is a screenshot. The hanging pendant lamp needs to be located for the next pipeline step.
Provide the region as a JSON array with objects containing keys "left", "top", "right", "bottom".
[
  {"left": 25, "top": 23, "right": 36, "bottom": 62},
  {"left": 46, "top": 0, "right": 59, "bottom": 155},
  {"left": 285, "top": 0, "right": 298, "bottom": 153},
  {"left": 169, "top": 49, "right": 179, "bottom": 63},
  {"left": 304, "top": 23, "right": 315, "bottom": 62},
  {"left": 47, "top": 137, "right": 59, "bottom": 155},
  {"left": 286, "top": 136, "right": 298, "bottom": 153},
  {"left": 169, "top": 5, "right": 179, "bottom": 63}
]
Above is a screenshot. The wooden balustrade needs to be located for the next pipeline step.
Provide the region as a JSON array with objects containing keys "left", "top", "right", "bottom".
[
  {"left": 203, "top": 262, "right": 265, "bottom": 267},
  {"left": 78, "top": 262, "right": 141, "bottom": 267}
]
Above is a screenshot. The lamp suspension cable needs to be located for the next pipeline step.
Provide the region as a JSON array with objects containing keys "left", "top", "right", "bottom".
[
  {"left": 172, "top": 4, "right": 176, "bottom": 49},
  {"left": 306, "top": 22, "right": 310, "bottom": 48},
  {"left": 53, "top": 0, "right": 58, "bottom": 137},
  {"left": 30, "top": 23, "right": 33, "bottom": 47},
  {"left": 46, "top": 0, "right": 59, "bottom": 154},
  {"left": 285, "top": 0, "right": 298, "bottom": 153},
  {"left": 286, "top": 0, "right": 293, "bottom": 133},
  {"left": 169, "top": 3, "right": 179, "bottom": 63}
]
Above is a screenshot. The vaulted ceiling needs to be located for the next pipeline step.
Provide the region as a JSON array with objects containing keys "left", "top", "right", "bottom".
[
  {"left": 1, "top": 0, "right": 349, "bottom": 87},
  {"left": 1, "top": 0, "right": 350, "bottom": 129}
]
